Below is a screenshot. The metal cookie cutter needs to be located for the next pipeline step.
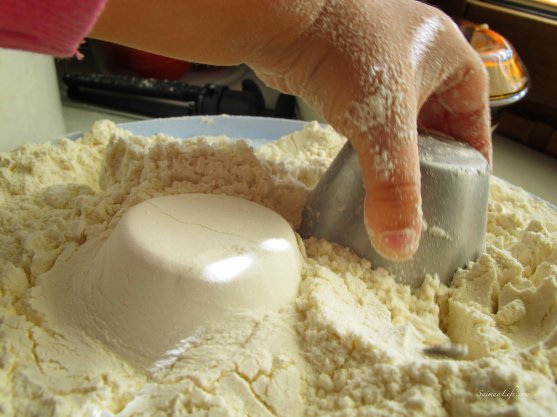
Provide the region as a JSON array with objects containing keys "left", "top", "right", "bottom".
[{"left": 299, "top": 132, "right": 490, "bottom": 287}]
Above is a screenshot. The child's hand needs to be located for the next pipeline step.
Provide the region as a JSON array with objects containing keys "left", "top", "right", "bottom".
[{"left": 249, "top": 0, "right": 491, "bottom": 260}]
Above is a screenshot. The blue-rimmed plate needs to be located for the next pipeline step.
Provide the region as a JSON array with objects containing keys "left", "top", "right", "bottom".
[{"left": 67, "top": 115, "right": 310, "bottom": 147}]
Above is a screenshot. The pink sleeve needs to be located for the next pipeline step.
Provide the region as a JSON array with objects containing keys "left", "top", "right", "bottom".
[{"left": 0, "top": 0, "right": 107, "bottom": 57}]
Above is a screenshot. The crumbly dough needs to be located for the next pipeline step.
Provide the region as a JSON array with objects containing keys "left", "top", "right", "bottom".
[{"left": 0, "top": 120, "right": 556, "bottom": 416}]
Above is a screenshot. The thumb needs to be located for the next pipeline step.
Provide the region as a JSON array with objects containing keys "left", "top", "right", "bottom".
[{"left": 351, "top": 124, "right": 422, "bottom": 262}]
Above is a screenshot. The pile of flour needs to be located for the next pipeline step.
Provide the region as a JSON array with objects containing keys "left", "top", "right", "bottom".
[{"left": 0, "top": 120, "right": 556, "bottom": 416}]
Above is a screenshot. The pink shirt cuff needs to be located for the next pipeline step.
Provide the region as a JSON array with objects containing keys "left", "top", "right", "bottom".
[{"left": 0, "top": 0, "right": 107, "bottom": 57}]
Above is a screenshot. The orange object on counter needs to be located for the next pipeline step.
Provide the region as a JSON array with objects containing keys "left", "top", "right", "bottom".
[{"left": 460, "top": 20, "right": 529, "bottom": 102}]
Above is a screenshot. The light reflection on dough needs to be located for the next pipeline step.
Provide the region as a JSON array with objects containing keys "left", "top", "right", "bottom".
[
  {"left": 260, "top": 238, "right": 293, "bottom": 252},
  {"left": 202, "top": 254, "right": 255, "bottom": 283}
]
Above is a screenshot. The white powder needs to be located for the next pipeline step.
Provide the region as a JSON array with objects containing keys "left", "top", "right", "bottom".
[
  {"left": 371, "top": 146, "right": 395, "bottom": 182},
  {"left": 1, "top": 120, "right": 556, "bottom": 416},
  {"left": 423, "top": 220, "right": 452, "bottom": 241}
]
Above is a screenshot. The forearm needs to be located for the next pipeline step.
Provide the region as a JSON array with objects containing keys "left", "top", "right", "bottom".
[{"left": 89, "top": 0, "right": 325, "bottom": 66}]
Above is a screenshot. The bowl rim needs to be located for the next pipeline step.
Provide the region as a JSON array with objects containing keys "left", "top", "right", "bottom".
[{"left": 65, "top": 115, "right": 311, "bottom": 146}]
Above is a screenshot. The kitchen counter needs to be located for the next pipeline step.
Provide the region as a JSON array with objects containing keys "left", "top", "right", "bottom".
[
  {"left": 62, "top": 104, "right": 557, "bottom": 206},
  {"left": 492, "top": 133, "right": 557, "bottom": 206}
]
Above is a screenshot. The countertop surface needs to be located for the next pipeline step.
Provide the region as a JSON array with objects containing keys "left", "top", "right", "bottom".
[
  {"left": 62, "top": 105, "right": 557, "bottom": 207},
  {"left": 491, "top": 133, "right": 557, "bottom": 206}
]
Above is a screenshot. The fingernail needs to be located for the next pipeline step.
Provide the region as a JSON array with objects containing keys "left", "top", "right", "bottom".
[{"left": 375, "top": 228, "right": 419, "bottom": 261}]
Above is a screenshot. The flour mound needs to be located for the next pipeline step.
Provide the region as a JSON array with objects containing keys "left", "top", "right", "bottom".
[{"left": 0, "top": 120, "right": 556, "bottom": 416}]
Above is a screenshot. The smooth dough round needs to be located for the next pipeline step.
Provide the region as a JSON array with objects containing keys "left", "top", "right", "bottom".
[{"left": 61, "top": 193, "right": 302, "bottom": 366}]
